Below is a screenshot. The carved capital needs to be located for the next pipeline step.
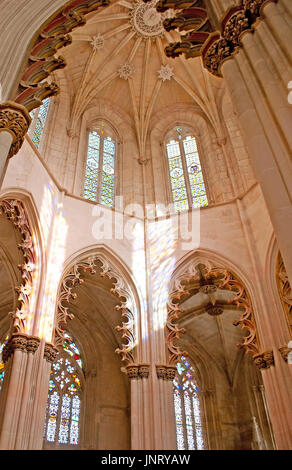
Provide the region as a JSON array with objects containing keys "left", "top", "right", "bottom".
[
  {"left": 138, "top": 364, "right": 150, "bottom": 379},
  {"left": 156, "top": 364, "right": 177, "bottom": 381},
  {"left": 125, "top": 364, "right": 139, "bottom": 379},
  {"left": 44, "top": 342, "right": 59, "bottom": 363},
  {"left": 0, "top": 102, "right": 31, "bottom": 157},
  {"left": 2, "top": 333, "right": 40, "bottom": 362},
  {"left": 202, "top": 37, "right": 233, "bottom": 77},
  {"left": 166, "top": 366, "right": 177, "bottom": 381},
  {"left": 222, "top": 9, "right": 250, "bottom": 46},
  {"left": 125, "top": 363, "right": 150, "bottom": 379},
  {"left": 27, "top": 336, "right": 41, "bottom": 354},
  {"left": 253, "top": 350, "right": 275, "bottom": 370},
  {"left": 278, "top": 346, "right": 292, "bottom": 363}
]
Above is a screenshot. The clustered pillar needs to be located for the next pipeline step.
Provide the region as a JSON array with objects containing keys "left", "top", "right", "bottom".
[{"left": 202, "top": 0, "right": 292, "bottom": 450}]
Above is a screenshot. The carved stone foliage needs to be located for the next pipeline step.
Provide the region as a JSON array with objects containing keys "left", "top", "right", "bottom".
[
  {"left": 0, "top": 102, "right": 31, "bottom": 158},
  {"left": 2, "top": 333, "right": 40, "bottom": 363},
  {"left": 55, "top": 255, "right": 137, "bottom": 365},
  {"left": 143, "top": 0, "right": 277, "bottom": 77},
  {"left": 276, "top": 252, "right": 292, "bottom": 336},
  {"left": 167, "top": 260, "right": 261, "bottom": 366},
  {"left": 202, "top": 0, "right": 277, "bottom": 76},
  {"left": 12, "top": 0, "right": 110, "bottom": 112},
  {"left": 0, "top": 199, "right": 37, "bottom": 334}
]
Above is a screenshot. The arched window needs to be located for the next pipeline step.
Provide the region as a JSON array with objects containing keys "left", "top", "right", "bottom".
[
  {"left": 173, "top": 355, "right": 205, "bottom": 450},
  {"left": 29, "top": 97, "right": 50, "bottom": 148},
  {"left": 43, "top": 332, "right": 83, "bottom": 448},
  {"left": 83, "top": 123, "right": 116, "bottom": 207},
  {"left": 0, "top": 336, "right": 8, "bottom": 392},
  {"left": 166, "top": 127, "right": 208, "bottom": 212}
]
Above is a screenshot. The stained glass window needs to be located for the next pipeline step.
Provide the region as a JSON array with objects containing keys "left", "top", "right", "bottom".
[
  {"left": 166, "top": 129, "right": 208, "bottom": 212},
  {"left": 84, "top": 126, "right": 116, "bottom": 207},
  {"left": 43, "top": 332, "right": 83, "bottom": 448},
  {"left": 29, "top": 98, "right": 50, "bottom": 148},
  {"left": 0, "top": 336, "right": 8, "bottom": 392},
  {"left": 173, "top": 356, "right": 205, "bottom": 450}
]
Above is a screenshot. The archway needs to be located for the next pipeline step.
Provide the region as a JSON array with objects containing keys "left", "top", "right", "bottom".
[
  {"left": 48, "top": 248, "right": 141, "bottom": 449},
  {"left": 166, "top": 253, "right": 275, "bottom": 450}
]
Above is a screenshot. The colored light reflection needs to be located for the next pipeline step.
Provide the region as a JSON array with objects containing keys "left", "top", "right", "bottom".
[
  {"left": 131, "top": 221, "right": 146, "bottom": 341},
  {"left": 148, "top": 217, "right": 177, "bottom": 331},
  {"left": 39, "top": 191, "right": 68, "bottom": 341}
]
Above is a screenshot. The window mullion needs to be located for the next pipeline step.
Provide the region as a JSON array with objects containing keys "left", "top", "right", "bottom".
[
  {"left": 180, "top": 141, "right": 192, "bottom": 208},
  {"left": 192, "top": 393, "right": 199, "bottom": 450},
  {"left": 97, "top": 135, "right": 104, "bottom": 203},
  {"left": 181, "top": 388, "right": 188, "bottom": 450}
]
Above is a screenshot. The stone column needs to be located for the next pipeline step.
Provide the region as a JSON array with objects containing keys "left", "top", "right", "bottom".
[
  {"left": 125, "top": 364, "right": 151, "bottom": 450},
  {"left": 202, "top": 4, "right": 292, "bottom": 446},
  {"left": 0, "top": 102, "right": 31, "bottom": 185},
  {"left": 0, "top": 335, "right": 58, "bottom": 450},
  {"left": 253, "top": 348, "right": 292, "bottom": 449},
  {"left": 221, "top": 56, "right": 292, "bottom": 286},
  {"left": 154, "top": 365, "right": 177, "bottom": 450}
]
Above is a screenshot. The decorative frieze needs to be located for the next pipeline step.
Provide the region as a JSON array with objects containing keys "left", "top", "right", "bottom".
[
  {"left": 253, "top": 350, "right": 275, "bottom": 370},
  {"left": 2, "top": 333, "right": 40, "bottom": 363},
  {"left": 125, "top": 364, "right": 150, "bottom": 379},
  {"left": 0, "top": 102, "right": 31, "bottom": 158},
  {"left": 44, "top": 342, "right": 59, "bottom": 363}
]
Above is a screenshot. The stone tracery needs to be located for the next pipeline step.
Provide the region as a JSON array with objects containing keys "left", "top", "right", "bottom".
[
  {"left": 167, "top": 259, "right": 261, "bottom": 366},
  {"left": 0, "top": 199, "right": 37, "bottom": 336},
  {"left": 0, "top": 0, "right": 291, "bottom": 452},
  {"left": 55, "top": 254, "right": 137, "bottom": 365}
]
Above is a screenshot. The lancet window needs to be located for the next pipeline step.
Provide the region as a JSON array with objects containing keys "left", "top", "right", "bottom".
[
  {"left": 84, "top": 122, "right": 116, "bottom": 207},
  {"left": 173, "top": 355, "right": 205, "bottom": 450},
  {"left": 29, "top": 97, "right": 51, "bottom": 148},
  {"left": 166, "top": 127, "right": 208, "bottom": 212},
  {"left": 43, "top": 332, "right": 83, "bottom": 447}
]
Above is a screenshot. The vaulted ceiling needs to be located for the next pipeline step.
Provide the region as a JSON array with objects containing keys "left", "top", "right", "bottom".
[
  {"left": 60, "top": 0, "right": 225, "bottom": 159},
  {"left": 178, "top": 288, "right": 248, "bottom": 386}
]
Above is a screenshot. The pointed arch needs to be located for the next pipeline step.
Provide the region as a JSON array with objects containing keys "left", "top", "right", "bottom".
[
  {"left": 167, "top": 249, "right": 261, "bottom": 366},
  {"left": 54, "top": 245, "right": 141, "bottom": 365}
]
